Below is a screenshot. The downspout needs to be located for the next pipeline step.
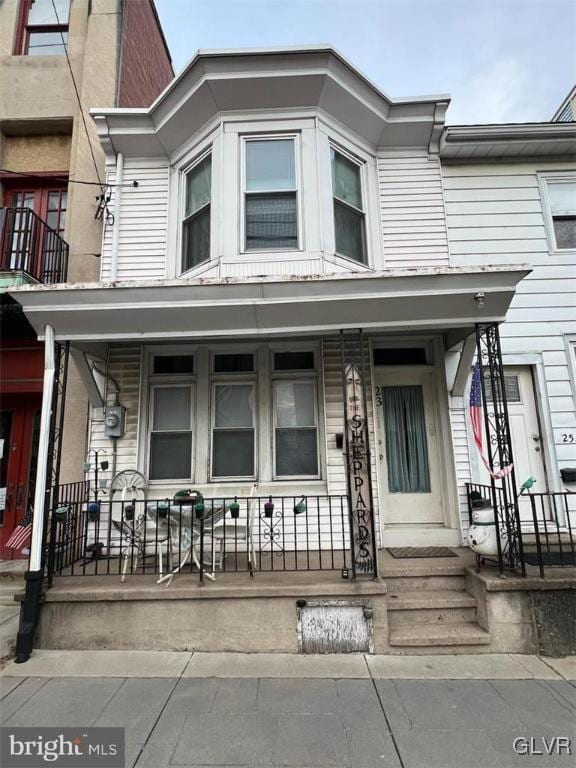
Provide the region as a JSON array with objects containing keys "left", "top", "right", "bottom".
[
  {"left": 109, "top": 151, "right": 124, "bottom": 281},
  {"left": 15, "top": 325, "right": 56, "bottom": 663}
]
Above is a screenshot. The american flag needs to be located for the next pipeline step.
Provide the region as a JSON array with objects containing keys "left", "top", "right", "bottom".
[
  {"left": 470, "top": 363, "right": 513, "bottom": 479},
  {"left": 5, "top": 506, "right": 33, "bottom": 551}
]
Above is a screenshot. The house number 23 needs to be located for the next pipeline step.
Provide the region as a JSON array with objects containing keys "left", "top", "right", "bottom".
[{"left": 562, "top": 433, "right": 575, "bottom": 443}]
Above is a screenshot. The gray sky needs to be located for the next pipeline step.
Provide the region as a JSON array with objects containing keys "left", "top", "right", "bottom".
[{"left": 154, "top": 0, "right": 576, "bottom": 124}]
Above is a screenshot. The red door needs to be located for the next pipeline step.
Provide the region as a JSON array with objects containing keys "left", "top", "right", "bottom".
[{"left": 0, "top": 396, "right": 41, "bottom": 558}]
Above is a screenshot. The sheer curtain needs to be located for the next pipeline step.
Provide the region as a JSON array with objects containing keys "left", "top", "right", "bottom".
[{"left": 383, "top": 385, "right": 431, "bottom": 493}]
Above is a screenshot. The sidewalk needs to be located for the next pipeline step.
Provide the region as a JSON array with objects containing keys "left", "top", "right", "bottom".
[{"left": 1, "top": 652, "right": 575, "bottom": 768}]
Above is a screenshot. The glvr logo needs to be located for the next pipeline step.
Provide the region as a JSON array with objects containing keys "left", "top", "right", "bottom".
[{"left": 513, "top": 737, "right": 573, "bottom": 756}]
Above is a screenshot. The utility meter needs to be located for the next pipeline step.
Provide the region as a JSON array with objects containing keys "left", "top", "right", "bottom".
[{"left": 104, "top": 405, "right": 126, "bottom": 438}]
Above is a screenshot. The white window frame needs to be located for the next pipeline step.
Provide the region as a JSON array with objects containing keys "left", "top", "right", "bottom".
[
  {"left": 272, "top": 375, "right": 321, "bottom": 481},
  {"left": 539, "top": 172, "right": 576, "bottom": 254},
  {"left": 330, "top": 143, "right": 368, "bottom": 266},
  {"left": 210, "top": 379, "right": 257, "bottom": 482},
  {"left": 180, "top": 148, "right": 213, "bottom": 275},
  {"left": 240, "top": 133, "right": 303, "bottom": 254},
  {"left": 147, "top": 381, "right": 195, "bottom": 482}
]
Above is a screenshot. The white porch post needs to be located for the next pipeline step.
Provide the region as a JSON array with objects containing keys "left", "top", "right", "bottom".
[{"left": 15, "top": 324, "right": 55, "bottom": 662}]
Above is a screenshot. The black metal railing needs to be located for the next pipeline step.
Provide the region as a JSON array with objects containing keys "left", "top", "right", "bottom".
[
  {"left": 47, "top": 494, "right": 352, "bottom": 583},
  {"left": 0, "top": 207, "right": 69, "bottom": 283},
  {"left": 45, "top": 480, "right": 90, "bottom": 584},
  {"left": 525, "top": 492, "right": 576, "bottom": 576},
  {"left": 467, "top": 482, "right": 576, "bottom": 576}
]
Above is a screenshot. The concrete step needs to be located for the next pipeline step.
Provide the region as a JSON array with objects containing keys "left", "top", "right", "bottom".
[
  {"left": 0, "top": 584, "right": 23, "bottom": 606},
  {"left": 387, "top": 590, "right": 478, "bottom": 626},
  {"left": 383, "top": 574, "right": 467, "bottom": 592},
  {"left": 389, "top": 622, "right": 491, "bottom": 649}
]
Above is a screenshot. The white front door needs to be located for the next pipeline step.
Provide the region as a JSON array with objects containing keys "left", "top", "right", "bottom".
[
  {"left": 479, "top": 366, "right": 547, "bottom": 522},
  {"left": 375, "top": 367, "right": 449, "bottom": 544}
]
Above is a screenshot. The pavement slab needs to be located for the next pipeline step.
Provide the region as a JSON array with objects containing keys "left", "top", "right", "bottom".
[
  {"left": 3, "top": 677, "right": 124, "bottom": 727},
  {"left": 184, "top": 651, "right": 370, "bottom": 678},
  {"left": 366, "top": 652, "right": 561, "bottom": 679},
  {"left": 542, "top": 656, "right": 576, "bottom": 680},
  {"left": 1, "top": 649, "right": 192, "bottom": 678},
  {"left": 0, "top": 676, "right": 25, "bottom": 699}
]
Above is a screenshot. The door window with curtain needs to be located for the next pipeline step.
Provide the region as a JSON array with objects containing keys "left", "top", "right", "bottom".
[
  {"left": 182, "top": 154, "right": 211, "bottom": 272},
  {"left": 244, "top": 138, "right": 298, "bottom": 250},
  {"left": 331, "top": 148, "right": 367, "bottom": 264},
  {"left": 382, "top": 385, "right": 431, "bottom": 493}
]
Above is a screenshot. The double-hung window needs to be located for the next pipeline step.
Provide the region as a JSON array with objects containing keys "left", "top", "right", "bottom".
[
  {"left": 272, "top": 352, "right": 319, "bottom": 478},
  {"left": 331, "top": 148, "right": 367, "bottom": 264},
  {"left": 211, "top": 354, "right": 256, "bottom": 479},
  {"left": 16, "top": 0, "right": 69, "bottom": 56},
  {"left": 244, "top": 138, "right": 298, "bottom": 250},
  {"left": 544, "top": 178, "right": 576, "bottom": 251},
  {"left": 149, "top": 384, "right": 194, "bottom": 480},
  {"left": 182, "top": 154, "right": 211, "bottom": 272}
]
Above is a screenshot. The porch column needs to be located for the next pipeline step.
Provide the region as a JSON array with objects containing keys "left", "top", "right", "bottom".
[
  {"left": 475, "top": 323, "right": 525, "bottom": 576},
  {"left": 341, "top": 330, "right": 379, "bottom": 579},
  {"left": 15, "top": 328, "right": 70, "bottom": 663}
]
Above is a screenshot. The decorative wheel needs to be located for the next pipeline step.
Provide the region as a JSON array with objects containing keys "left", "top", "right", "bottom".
[{"left": 110, "top": 470, "right": 148, "bottom": 503}]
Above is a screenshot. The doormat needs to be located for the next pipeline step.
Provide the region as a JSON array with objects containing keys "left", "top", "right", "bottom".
[
  {"left": 387, "top": 547, "right": 458, "bottom": 559},
  {"left": 524, "top": 551, "right": 576, "bottom": 567}
]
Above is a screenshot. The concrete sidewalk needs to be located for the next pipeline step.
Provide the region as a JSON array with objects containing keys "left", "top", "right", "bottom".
[{"left": 1, "top": 653, "right": 575, "bottom": 768}]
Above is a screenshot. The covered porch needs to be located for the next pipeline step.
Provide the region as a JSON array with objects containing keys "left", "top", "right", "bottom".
[{"left": 8, "top": 265, "right": 534, "bottom": 659}]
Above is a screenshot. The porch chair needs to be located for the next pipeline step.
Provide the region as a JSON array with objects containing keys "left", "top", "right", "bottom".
[{"left": 111, "top": 503, "right": 170, "bottom": 582}]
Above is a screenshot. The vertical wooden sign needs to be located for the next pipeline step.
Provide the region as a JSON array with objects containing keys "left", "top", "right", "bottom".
[{"left": 344, "top": 362, "right": 377, "bottom": 578}]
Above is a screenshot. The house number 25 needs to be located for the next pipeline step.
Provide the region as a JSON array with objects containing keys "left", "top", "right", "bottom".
[{"left": 562, "top": 433, "right": 575, "bottom": 443}]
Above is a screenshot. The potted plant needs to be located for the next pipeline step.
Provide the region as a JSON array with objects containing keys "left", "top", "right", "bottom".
[
  {"left": 229, "top": 498, "right": 240, "bottom": 519},
  {"left": 264, "top": 497, "right": 274, "bottom": 518}
]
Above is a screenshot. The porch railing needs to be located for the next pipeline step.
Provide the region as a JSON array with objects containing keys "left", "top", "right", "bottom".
[
  {"left": 0, "top": 207, "right": 69, "bottom": 284},
  {"left": 46, "top": 494, "right": 352, "bottom": 583},
  {"left": 467, "top": 482, "right": 576, "bottom": 576},
  {"left": 526, "top": 492, "right": 576, "bottom": 576}
]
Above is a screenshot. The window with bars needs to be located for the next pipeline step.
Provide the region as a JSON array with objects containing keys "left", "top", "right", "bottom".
[
  {"left": 182, "top": 154, "right": 211, "bottom": 272},
  {"left": 244, "top": 138, "right": 298, "bottom": 251},
  {"left": 15, "top": 0, "right": 70, "bottom": 56},
  {"left": 331, "top": 148, "right": 367, "bottom": 264}
]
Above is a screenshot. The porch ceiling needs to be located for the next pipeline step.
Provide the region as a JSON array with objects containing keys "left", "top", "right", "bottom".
[{"left": 8, "top": 265, "right": 530, "bottom": 345}]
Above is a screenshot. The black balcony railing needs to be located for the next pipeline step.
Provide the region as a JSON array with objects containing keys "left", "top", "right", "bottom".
[
  {"left": 0, "top": 207, "right": 69, "bottom": 283},
  {"left": 45, "top": 493, "right": 352, "bottom": 584}
]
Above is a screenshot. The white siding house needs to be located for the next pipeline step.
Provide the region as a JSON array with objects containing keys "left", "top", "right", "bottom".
[
  {"left": 14, "top": 46, "right": 564, "bottom": 556},
  {"left": 440, "top": 127, "right": 576, "bottom": 527}
]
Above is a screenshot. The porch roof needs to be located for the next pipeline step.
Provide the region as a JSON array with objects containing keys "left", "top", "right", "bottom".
[{"left": 8, "top": 265, "right": 530, "bottom": 350}]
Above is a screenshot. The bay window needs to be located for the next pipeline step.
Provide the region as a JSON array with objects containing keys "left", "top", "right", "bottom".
[
  {"left": 149, "top": 384, "right": 194, "bottom": 480},
  {"left": 244, "top": 138, "right": 298, "bottom": 251},
  {"left": 182, "top": 154, "right": 211, "bottom": 272},
  {"left": 331, "top": 148, "right": 367, "bottom": 264}
]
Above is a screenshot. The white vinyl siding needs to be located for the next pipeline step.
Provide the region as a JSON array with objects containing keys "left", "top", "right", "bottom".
[
  {"left": 448, "top": 402, "right": 473, "bottom": 537},
  {"left": 101, "top": 157, "right": 169, "bottom": 281},
  {"left": 377, "top": 148, "right": 450, "bottom": 268},
  {"left": 443, "top": 161, "right": 576, "bottom": 482}
]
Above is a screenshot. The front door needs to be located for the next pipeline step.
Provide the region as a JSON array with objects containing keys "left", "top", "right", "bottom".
[
  {"left": 0, "top": 396, "right": 41, "bottom": 558},
  {"left": 375, "top": 368, "right": 446, "bottom": 542},
  {"left": 479, "top": 366, "right": 547, "bottom": 523}
]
